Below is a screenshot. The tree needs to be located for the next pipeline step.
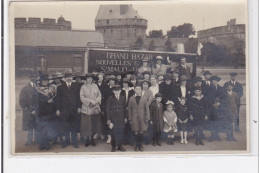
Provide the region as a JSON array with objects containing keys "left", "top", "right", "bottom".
[
  {"left": 148, "top": 30, "right": 164, "bottom": 38},
  {"left": 228, "top": 37, "right": 245, "bottom": 68},
  {"left": 132, "top": 37, "right": 144, "bottom": 50},
  {"left": 148, "top": 40, "right": 156, "bottom": 51},
  {"left": 167, "top": 23, "right": 196, "bottom": 38},
  {"left": 165, "top": 39, "right": 175, "bottom": 52}
]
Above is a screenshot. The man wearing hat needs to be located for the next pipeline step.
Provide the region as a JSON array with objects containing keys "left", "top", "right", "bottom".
[
  {"left": 159, "top": 73, "right": 175, "bottom": 105},
  {"left": 202, "top": 71, "right": 212, "bottom": 97},
  {"left": 19, "top": 72, "right": 38, "bottom": 146},
  {"left": 177, "top": 57, "right": 191, "bottom": 80},
  {"left": 171, "top": 69, "right": 181, "bottom": 87},
  {"left": 56, "top": 70, "right": 82, "bottom": 148},
  {"left": 223, "top": 72, "right": 243, "bottom": 132},
  {"left": 106, "top": 85, "right": 127, "bottom": 152},
  {"left": 120, "top": 78, "right": 135, "bottom": 146},
  {"left": 173, "top": 75, "right": 191, "bottom": 104},
  {"left": 207, "top": 76, "right": 225, "bottom": 142},
  {"left": 152, "top": 56, "right": 171, "bottom": 76},
  {"left": 138, "top": 58, "right": 152, "bottom": 76},
  {"left": 51, "top": 71, "right": 65, "bottom": 90}
]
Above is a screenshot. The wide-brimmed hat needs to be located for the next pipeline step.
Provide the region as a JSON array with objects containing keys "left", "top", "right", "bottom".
[
  {"left": 111, "top": 85, "right": 122, "bottom": 91},
  {"left": 52, "top": 71, "right": 64, "bottom": 79},
  {"left": 122, "top": 70, "right": 135, "bottom": 77},
  {"left": 73, "top": 71, "right": 84, "bottom": 80},
  {"left": 142, "top": 71, "right": 151, "bottom": 76},
  {"left": 230, "top": 72, "right": 238, "bottom": 76},
  {"left": 106, "top": 75, "right": 116, "bottom": 82},
  {"left": 193, "top": 76, "right": 203, "bottom": 83},
  {"left": 142, "top": 58, "right": 149, "bottom": 62},
  {"left": 64, "top": 69, "right": 73, "bottom": 77},
  {"left": 180, "top": 75, "right": 188, "bottom": 81},
  {"left": 156, "top": 56, "right": 163, "bottom": 60},
  {"left": 141, "top": 80, "right": 151, "bottom": 87},
  {"left": 155, "top": 93, "right": 163, "bottom": 98},
  {"left": 121, "top": 78, "right": 133, "bottom": 87},
  {"left": 39, "top": 73, "right": 50, "bottom": 81},
  {"left": 203, "top": 71, "right": 212, "bottom": 76},
  {"left": 164, "top": 73, "right": 173, "bottom": 80},
  {"left": 210, "top": 76, "right": 221, "bottom": 82}
]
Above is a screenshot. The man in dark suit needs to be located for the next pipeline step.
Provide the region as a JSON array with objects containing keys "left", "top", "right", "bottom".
[
  {"left": 223, "top": 72, "right": 243, "bottom": 132},
  {"left": 201, "top": 71, "right": 212, "bottom": 97},
  {"left": 56, "top": 70, "right": 81, "bottom": 148},
  {"left": 159, "top": 73, "right": 175, "bottom": 105},
  {"left": 177, "top": 57, "right": 191, "bottom": 80},
  {"left": 19, "top": 72, "right": 38, "bottom": 146}
]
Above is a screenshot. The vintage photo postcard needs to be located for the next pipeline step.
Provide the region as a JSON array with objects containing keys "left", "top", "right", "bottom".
[{"left": 9, "top": 0, "right": 249, "bottom": 155}]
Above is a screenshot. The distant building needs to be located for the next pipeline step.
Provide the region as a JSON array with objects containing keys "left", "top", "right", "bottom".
[
  {"left": 15, "top": 16, "right": 72, "bottom": 30},
  {"left": 197, "top": 19, "right": 245, "bottom": 46},
  {"left": 95, "top": 4, "right": 147, "bottom": 47},
  {"left": 15, "top": 17, "right": 104, "bottom": 75}
]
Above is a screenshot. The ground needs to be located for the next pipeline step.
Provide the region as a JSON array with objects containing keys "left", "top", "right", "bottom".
[{"left": 14, "top": 68, "right": 247, "bottom": 154}]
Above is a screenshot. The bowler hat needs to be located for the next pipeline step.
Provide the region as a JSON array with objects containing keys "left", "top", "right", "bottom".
[
  {"left": 156, "top": 56, "right": 163, "bottom": 60},
  {"left": 111, "top": 85, "right": 122, "bottom": 91},
  {"left": 121, "top": 78, "right": 133, "bottom": 87},
  {"left": 73, "top": 71, "right": 84, "bottom": 80},
  {"left": 141, "top": 80, "right": 151, "bottom": 87},
  {"left": 155, "top": 93, "right": 163, "bottom": 98},
  {"left": 64, "top": 69, "right": 73, "bottom": 77},
  {"left": 230, "top": 72, "right": 238, "bottom": 76},
  {"left": 210, "top": 76, "right": 221, "bottom": 82},
  {"left": 203, "top": 71, "right": 212, "bottom": 76}
]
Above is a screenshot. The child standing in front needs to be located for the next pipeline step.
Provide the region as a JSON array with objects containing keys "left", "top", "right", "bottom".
[
  {"left": 150, "top": 93, "right": 164, "bottom": 146},
  {"left": 176, "top": 97, "right": 189, "bottom": 144},
  {"left": 163, "top": 101, "right": 178, "bottom": 145}
]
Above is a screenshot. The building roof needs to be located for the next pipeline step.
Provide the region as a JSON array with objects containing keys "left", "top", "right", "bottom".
[
  {"left": 95, "top": 5, "right": 145, "bottom": 20},
  {"left": 15, "top": 29, "right": 104, "bottom": 47}
]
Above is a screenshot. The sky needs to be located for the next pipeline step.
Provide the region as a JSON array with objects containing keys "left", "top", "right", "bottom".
[{"left": 11, "top": 1, "right": 247, "bottom": 36}]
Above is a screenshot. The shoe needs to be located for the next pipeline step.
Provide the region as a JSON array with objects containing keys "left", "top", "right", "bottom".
[
  {"left": 199, "top": 139, "right": 204, "bottom": 145},
  {"left": 171, "top": 139, "right": 174, "bottom": 145},
  {"left": 135, "top": 145, "right": 139, "bottom": 151},
  {"left": 195, "top": 139, "right": 199, "bottom": 145},
  {"left": 152, "top": 139, "right": 156, "bottom": 146},
  {"left": 61, "top": 141, "right": 69, "bottom": 148},
  {"left": 111, "top": 147, "right": 116, "bottom": 152},
  {"left": 167, "top": 139, "right": 171, "bottom": 145},
  {"left": 73, "top": 143, "right": 79, "bottom": 148},
  {"left": 184, "top": 140, "right": 188, "bottom": 144},
  {"left": 45, "top": 143, "right": 51, "bottom": 150},
  {"left": 85, "top": 140, "right": 90, "bottom": 147},
  {"left": 90, "top": 139, "right": 96, "bottom": 146},
  {"left": 139, "top": 145, "right": 144, "bottom": 152},
  {"left": 118, "top": 146, "right": 126, "bottom": 152},
  {"left": 107, "top": 135, "right": 111, "bottom": 144},
  {"left": 180, "top": 139, "right": 184, "bottom": 144},
  {"left": 157, "top": 140, "right": 161, "bottom": 146}
]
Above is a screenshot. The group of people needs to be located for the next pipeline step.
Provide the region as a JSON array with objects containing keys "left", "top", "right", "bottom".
[{"left": 19, "top": 56, "right": 243, "bottom": 152}]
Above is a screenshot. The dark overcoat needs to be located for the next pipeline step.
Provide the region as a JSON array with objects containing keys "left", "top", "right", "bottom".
[
  {"left": 106, "top": 95, "right": 127, "bottom": 130},
  {"left": 173, "top": 85, "right": 191, "bottom": 104},
  {"left": 201, "top": 80, "right": 211, "bottom": 97},
  {"left": 120, "top": 88, "right": 135, "bottom": 106},
  {"left": 177, "top": 65, "right": 191, "bottom": 79},
  {"left": 128, "top": 95, "right": 150, "bottom": 132},
  {"left": 189, "top": 95, "right": 209, "bottom": 126},
  {"left": 19, "top": 82, "right": 36, "bottom": 131},
  {"left": 149, "top": 101, "right": 164, "bottom": 132},
  {"left": 97, "top": 81, "right": 110, "bottom": 111},
  {"left": 159, "top": 82, "right": 175, "bottom": 104}
]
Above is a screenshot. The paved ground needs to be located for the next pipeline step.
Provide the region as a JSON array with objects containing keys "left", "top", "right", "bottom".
[{"left": 14, "top": 68, "right": 247, "bottom": 154}]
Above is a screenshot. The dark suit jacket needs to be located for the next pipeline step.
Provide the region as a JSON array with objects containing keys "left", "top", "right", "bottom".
[
  {"left": 56, "top": 82, "right": 81, "bottom": 119},
  {"left": 120, "top": 88, "right": 135, "bottom": 105},
  {"left": 207, "top": 84, "right": 225, "bottom": 105},
  {"left": 201, "top": 80, "right": 211, "bottom": 97},
  {"left": 223, "top": 81, "right": 243, "bottom": 104},
  {"left": 173, "top": 85, "right": 191, "bottom": 104},
  {"left": 159, "top": 82, "right": 175, "bottom": 104},
  {"left": 97, "top": 81, "right": 110, "bottom": 111},
  {"left": 177, "top": 65, "right": 191, "bottom": 79}
]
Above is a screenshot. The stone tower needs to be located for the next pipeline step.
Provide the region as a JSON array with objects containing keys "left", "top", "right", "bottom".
[{"left": 95, "top": 4, "right": 147, "bottom": 47}]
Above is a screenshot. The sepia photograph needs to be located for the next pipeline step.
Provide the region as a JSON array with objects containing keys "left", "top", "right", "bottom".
[{"left": 9, "top": 0, "right": 248, "bottom": 154}]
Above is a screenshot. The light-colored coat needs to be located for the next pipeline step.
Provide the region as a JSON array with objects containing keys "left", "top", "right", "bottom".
[
  {"left": 80, "top": 83, "right": 101, "bottom": 115},
  {"left": 128, "top": 95, "right": 150, "bottom": 132},
  {"left": 142, "top": 89, "right": 154, "bottom": 105}
]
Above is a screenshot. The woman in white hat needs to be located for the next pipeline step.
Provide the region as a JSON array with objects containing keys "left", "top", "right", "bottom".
[{"left": 152, "top": 56, "right": 171, "bottom": 76}]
